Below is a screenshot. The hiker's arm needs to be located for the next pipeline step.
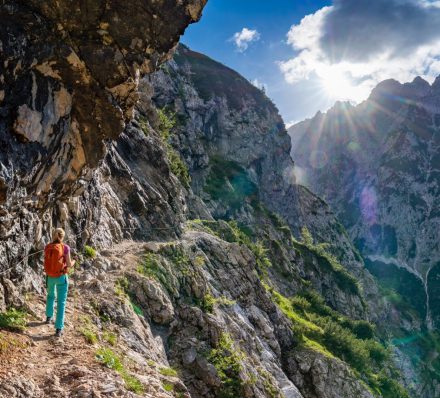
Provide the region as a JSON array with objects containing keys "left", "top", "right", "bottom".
[{"left": 66, "top": 252, "right": 76, "bottom": 268}]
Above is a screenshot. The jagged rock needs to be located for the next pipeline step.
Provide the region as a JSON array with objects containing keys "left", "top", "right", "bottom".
[
  {"left": 128, "top": 274, "right": 175, "bottom": 324},
  {"left": 0, "top": 376, "right": 42, "bottom": 397},
  {"left": 0, "top": 0, "right": 205, "bottom": 281},
  {"left": 286, "top": 349, "right": 374, "bottom": 398}
]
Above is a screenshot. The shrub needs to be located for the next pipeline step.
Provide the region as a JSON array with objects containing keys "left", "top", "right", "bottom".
[
  {"left": 250, "top": 241, "right": 272, "bottom": 276},
  {"left": 79, "top": 315, "right": 98, "bottom": 344},
  {"left": 200, "top": 293, "right": 216, "bottom": 313},
  {"left": 114, "top": 277, "right": 129, "bottom": 297},
  {"left": 0, "top": 308, "right": 27, "bottom": 331},
  {"left": 199, "top": 293, "right": 235, "bottom": 313},
  {"left": 163, "top": 382, "right": 174, "bottom": 392},
  {"left": 208, "top": 333, "right": 245, "bottom": 398},
  {"left": 80, "top": 328, "right": 98, "bottom": 344},
  {"left": 168, "top": 149, "right": 191, "bottom": 188},
  {"left": 297, "top": 227, "right": 360, "bottom": 295},
  {"left": 157, "top": 108, "right": 191, "bottom": 188},
  {"left": 84, "top": 245, "right": 97, "bottom": 259},
  {"left": 138, "top": 251, "right": 178, "bottom": 294},
  {"left": 376, "top": 371, "right": 411, "bottom": 398},
  {"left": 267, "top": 286, "right": 398, "bottom": 395}
]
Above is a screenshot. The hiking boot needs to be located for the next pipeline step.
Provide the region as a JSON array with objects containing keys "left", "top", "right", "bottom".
[
  {"left": 45, "top": 317, "right": 53, "bottom": 324},
  {"left": 55, "top": 329, "right": 63, "bottom": 338}
]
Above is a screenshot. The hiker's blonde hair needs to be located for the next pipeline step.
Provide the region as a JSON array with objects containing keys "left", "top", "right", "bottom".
[{"left": 52, "top": 228, "right": 65, "bottom": 242}]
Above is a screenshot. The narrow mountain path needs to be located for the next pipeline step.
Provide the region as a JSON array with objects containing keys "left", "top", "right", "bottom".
[{"left": 0, "top": 240, "right": 176, "bottom": 398}]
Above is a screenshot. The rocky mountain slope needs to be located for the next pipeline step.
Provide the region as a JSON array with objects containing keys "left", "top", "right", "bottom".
[
  {"left": 0, "top": 3, "right": 426, "bottom": 397},
  {"left": 290, "top": 76, "right": 440, "bottom": 394},
  {"left": 289, "top": 77, "right": 440, "bottom": 324}
]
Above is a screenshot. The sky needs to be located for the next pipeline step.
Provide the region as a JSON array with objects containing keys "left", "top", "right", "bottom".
[{"left": 182, "top": 0, "right": 440, "bottom": 126}]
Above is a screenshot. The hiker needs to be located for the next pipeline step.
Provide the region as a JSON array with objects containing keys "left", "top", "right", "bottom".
[{"left": 44, "top": 228, "right": 75, "bottom": 337}]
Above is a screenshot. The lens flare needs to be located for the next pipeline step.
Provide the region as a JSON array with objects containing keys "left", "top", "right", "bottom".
[
  {"left": 360, "top": 186, "right": 377, "bottom": 224},
  {"left": 310, "top": 150, "right": 328, "bottom": 169}
]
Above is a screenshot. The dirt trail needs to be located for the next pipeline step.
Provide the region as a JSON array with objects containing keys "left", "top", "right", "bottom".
[{"left": 0, "top": 240, "right": 174, "bottom": 398}]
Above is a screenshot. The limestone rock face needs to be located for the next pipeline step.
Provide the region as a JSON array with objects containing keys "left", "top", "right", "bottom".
[
  {"left": 148, "top": 45, "right": 385, "bottom": 322},
  {"left": 0, "top": 0, "right": 204, "bottom": 296},
  {"left": 289, "top": 76, "right": 440, "bottom": 396},
  {"left": 289, "top": 77, "right": 440, "bottom": 323},
  {"left": 0, "top": 0, "right": 205, "bottom": 201}
]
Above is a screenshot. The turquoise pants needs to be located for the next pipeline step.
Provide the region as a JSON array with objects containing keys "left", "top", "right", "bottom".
[{"left": 45, "top": 274, "right": 69, "bottom": 330}]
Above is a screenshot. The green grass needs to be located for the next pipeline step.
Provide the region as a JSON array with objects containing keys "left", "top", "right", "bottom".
[
  {"left": 208, "top": 333, "right": 245, "bottom": 398},
  {"left": 79, "top": 315, "right": 98, "bottom": 344},
  {"left": 159, "top": 367, "right": 178, "bottom": 377},
  {"left": 96, "top": 348, "right": 144, "bottom": 394},
  {"left": 102, "top": 331, "right": 117, "bottom": 346},
  {"left": 265, "top": 284, "right": 408, "bottom": 397},
  {"left": 162, "top": 381, "right": 174, "bottom": 392},
  {"left": 114, "top": 276, "right": 129, "bottom": 297},
  {"left": 137, "top": 252, "right": 175, "bottom": 292},
  {"left": 198, "top": 293, "right": 235, "bottom": 313},
  {"left": 83, "top": 245, "right": 97, "bottom": 259},
  {"left": 157, "top": 108, "right": 191, "bottom": 188},
  {"left": 295, "top": 227, "right": 360, "bottom": 295},
  {"left": 0, "top": 332, "right": 26, "bottom": 353},
  {"left": 0, "top": 308, "right": 27, "bottom": 331},
  {"left": 80, "top": 327, "right": 98, "bottom": 344}
]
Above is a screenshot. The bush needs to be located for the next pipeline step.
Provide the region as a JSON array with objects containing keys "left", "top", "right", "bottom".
[
  {"left": 114, "top": 277, "right": 129, "bottom": 297},
  {"left": 297, "top": 227, "right": 360, "bottom": 295},
  {"left": 376, "top": 371, "right": 411, "bottom": 398},
  {"left": 0, "top": 308, "right": 27, "bottom": 331},
  {"left": 79, "top": 315, "right": 98, "bottom": 344},
  {"left": 163, "top": 382, "right": 174, "bottom": 392},
  {"left": 267, "top": 286, "right": 398, "bottom": 395},
  {"left": 199, "top": 293, "right": 235, "bottom": 313},
  {"left": 84, "top": 245, "right": 97, "bottom": 259},
  {"left": 250, "top": 241, "right": 272, "bottom": 276},
  {"left": 157, "top": 108, "right": 191, "bottom": 188},
  {"left": 320, "top": 319, "right": 371, "bottom": 372},
  {"left": 208, "top": 333, "right": 245, "bottom": 398},
  {"left": 81, "top": 328, "right": 98, "bottom": 344}
]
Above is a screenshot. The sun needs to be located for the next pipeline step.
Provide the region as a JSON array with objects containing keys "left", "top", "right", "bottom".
[{"left": 319, "top": 69, "right": 356, "bottom": 100}]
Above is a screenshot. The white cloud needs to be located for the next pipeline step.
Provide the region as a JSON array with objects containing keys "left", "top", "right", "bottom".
[
  {"left": 232, "top": 28, "right": 260, "bottom": 52},
  {"left": 251, "top": 78, "right": 267, "bottom": 92},
  {"left": 285, "top": 120, "right": 299, "bottom": 129},
  {"left": 279, "top": 0, "right": 440, "bottom": 103}
]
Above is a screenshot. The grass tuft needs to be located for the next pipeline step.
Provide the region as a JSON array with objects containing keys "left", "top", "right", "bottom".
[
  {"left": 96, "top": 347, "right": 144, "bottom": 394},
  {"left": 83, "top": 245, "right": 97, "bottom": 259},
  {"left": 0, "top": 308, "right": 27, "bottom": 331},
  {"left": 159, "top": 367, "right": 178, "bottom": 377}
]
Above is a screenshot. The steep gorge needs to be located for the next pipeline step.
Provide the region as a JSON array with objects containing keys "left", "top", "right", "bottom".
[
  {"left": 0, "top": 3, "right": 430, "bottom": 398},
  {"left": 290, "top": 77, "right": 440, "bottom": 396}
]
